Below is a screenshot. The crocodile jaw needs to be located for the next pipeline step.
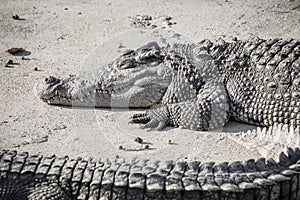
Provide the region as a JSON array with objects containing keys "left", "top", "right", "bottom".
[
  {"left": 35, "top": 76, "right": 78, "bottom": 106},
  {"left": 35, "top": 66, "right": 171, "bottom": 108},
  {"left": 35, "top": 41, "right": 172, "bottom": 108}
]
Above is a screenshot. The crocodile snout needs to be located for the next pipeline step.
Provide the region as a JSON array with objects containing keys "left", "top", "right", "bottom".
[{"left": 44, "top": 76, "right": 60, "bottom": 85}]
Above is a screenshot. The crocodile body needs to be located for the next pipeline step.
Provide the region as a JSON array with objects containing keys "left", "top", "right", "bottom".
[
  {"left": 3, "top": 38, "right": 296, "bottom": 199},
  {"left": 1, "top": 125, "right": 300, "bottom": 200},
  {"left": 36, "top": 38, "right": 300, "bottom": 131}
]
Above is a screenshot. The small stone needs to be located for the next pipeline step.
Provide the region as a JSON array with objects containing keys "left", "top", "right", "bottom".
[
  {"left": 12, "top": 15, "right": 20, "bottom": 20},
  {"left": 21, "top": 141, "right": 30, "bottom": 146},
  {"left": 162, "top": 16, "right": 172, "bottom": 21},
  {"left": 164, "top": 21, "right": 172, "bottom": 26},
  {"left": 12, "top": 144, "right": 20, "bottom": 148},
  {"left": 119, "top": 145, "right": 123, "bottom": 150},
  {"left": 173, "top": 33, "right": 181, "bottom": 38},
  {"left": 34, "top": 136, "right": 48, "bottom": 144},
  {"left": 143, "top": 15, "right": 152, "bottom": 20},
  {"left": 118, "top": 43, "right": 125, "bottom": 48},
  {"left": 6, "top": 48, "right": 25, "bottom": 55},
  {"left": 53, "top": 124, "right": 67, "bottom": 130},
  {"left": 34, "top": 67, "right": 38, "bottom": 71},
  {"left": 64, "top": 8, "right": 68, "bottom": 10},
  {"left": 4, "top": 60, "right": 13, "bottom": 68},
  {"left": 144, "top": 144, "right": 149, "bottom": 149},
  {"left": 134, "top": 137, "right": 143, "bottom": 143},
  {"left": 0, "top": 121, "right": 8, "bottom": 126},
  {"left": 168, "top": 140, "right": 172, "bottom": 144},
  {"left": 78, "top": 12, "right": 82, "bottom": 15}
]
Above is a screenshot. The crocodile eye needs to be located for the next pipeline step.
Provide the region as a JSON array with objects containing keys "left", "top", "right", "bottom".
[{"left": 118, "top": 58, "right": 136, "bottom": 69}]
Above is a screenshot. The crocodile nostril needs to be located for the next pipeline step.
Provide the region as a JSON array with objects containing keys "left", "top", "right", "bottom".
[{"left": 45, "top": 76, "right": 56, "bottom": 84}]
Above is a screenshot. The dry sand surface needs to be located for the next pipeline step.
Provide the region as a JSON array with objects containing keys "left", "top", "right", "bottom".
[{"left": 0, "top": 0, "right": 300, "bottom": 163}]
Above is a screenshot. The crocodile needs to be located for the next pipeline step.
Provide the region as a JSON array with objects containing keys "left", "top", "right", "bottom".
[
  {"left": 36, "top": 38, "right": 300, "bottom": 131},
  {"left": 2, "top": 37, "right": 296, "bottom": 199},
  {"left": 1, "top": 125, "right": 300, "bottom": 200}
]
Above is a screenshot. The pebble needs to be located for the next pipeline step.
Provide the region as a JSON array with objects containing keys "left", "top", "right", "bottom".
[
  {"left": 6, "top": 48, "right": 25, "bottom": 55},
  {"left": 21, "top": 141, "right": 30, "bottom": 146},
  {"left": 12, "top": 15, "right": 20, "bottom": 20},
  {"left": 3, "top": 60, "right": 13, "bottom": 68},
  {"left": 0, "top": 121, "right": 8, "bottom": 126},
  {"left": 131, "top": 14, "right": 176, "bottom": 29},
  {"left": 33, "top": 136, "right": 48, "bottom": 144},
  {"left": 54, "top": 124, "right": 67, "bottom": 130},
  {"left": 134, "top": 137, "right": 143, "bottom": 143}
]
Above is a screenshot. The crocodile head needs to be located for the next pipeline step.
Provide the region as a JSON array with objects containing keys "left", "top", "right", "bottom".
[{"left": 35, "top": 42, "right": 172, "bottom": 108}]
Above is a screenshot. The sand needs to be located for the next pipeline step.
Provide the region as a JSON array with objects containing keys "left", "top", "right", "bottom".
[{"left": 0, "top": 0, "right": 299, "bottom": 163}]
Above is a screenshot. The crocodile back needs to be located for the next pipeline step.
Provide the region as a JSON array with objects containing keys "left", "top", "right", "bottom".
[{"left": 218, "top": 38, "right": 300, "bottom": 126}]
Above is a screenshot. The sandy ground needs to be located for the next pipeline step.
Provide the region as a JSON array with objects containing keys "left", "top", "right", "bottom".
[{"left": 0, "top": 0, "right": 299, "bottom": 163}]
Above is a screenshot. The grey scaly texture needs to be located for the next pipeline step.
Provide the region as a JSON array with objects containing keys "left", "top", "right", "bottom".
[
  {"left": 36, "top": 38, "right": 300, "bottom": 131},
  {"left": 1, "top": 125, "right": 300, "bottom": 199}
]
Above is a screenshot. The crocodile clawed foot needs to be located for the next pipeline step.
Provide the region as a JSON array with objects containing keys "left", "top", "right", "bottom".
[
  {"left": 129, "top": 110, "right": 168, "bottom": 130},
  {"left": 129, "top": 113, "right": 150, "bottom": 124}
]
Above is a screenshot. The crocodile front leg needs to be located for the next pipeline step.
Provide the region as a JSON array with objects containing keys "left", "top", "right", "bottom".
[{"left": 130, "top": 82, "right": 230, "bottom": 131}]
